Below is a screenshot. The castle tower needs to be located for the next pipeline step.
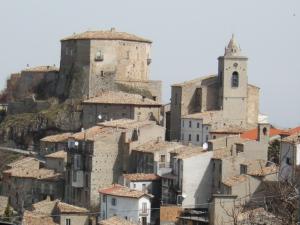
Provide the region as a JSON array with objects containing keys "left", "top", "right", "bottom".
[{"left": 218, "top": 35, "right": 248, "bottom": 126}]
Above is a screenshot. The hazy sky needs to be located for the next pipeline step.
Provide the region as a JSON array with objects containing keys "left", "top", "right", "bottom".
[{"left": 0, "top": 0, "right": 299, "bottom": 128}]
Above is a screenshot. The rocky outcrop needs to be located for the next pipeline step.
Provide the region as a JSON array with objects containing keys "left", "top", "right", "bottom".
[{"left": 0, "top": 100, "right": 82, "bottom": 149}]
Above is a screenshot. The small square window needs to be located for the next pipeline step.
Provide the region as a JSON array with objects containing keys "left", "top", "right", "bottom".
[
  {"left": 188, "top": 134, "right": 191, "bottom": 141},
  {"left": 197, "top": 123, "right": 200, "bottom": 128},
  {"left": 189, "top": 121, "right": 192, "bottom": 128}
]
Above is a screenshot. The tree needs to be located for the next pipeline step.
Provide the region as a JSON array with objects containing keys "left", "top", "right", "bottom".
[
  {"left": 2, "top": 202, "right": 13, "bottom": 222},
  {"left": 268, "top": 139, "right": 280, "bottom": 164}
]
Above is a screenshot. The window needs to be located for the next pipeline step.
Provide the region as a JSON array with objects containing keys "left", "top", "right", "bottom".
[
  {"left": 142, "top": 202, "right": 147, "bottom": 213},
  {"left": 133, "top": 183, "right": 136, "bottom": 188},
  {"left": 231, "top": 71, "right": 239, "bottom": 87},
  {"left": 188, "top": 134, "right": 191, "bottom": 141},
  {"left": 174, "top": 93, "right": 178, "bottom": 105},
  {"left": 160, "top": 155, "right": 166, "bottom": 162},
  {"left": 189, "top": 121, "right": 192, "bottom": 128},
  {"left": 72, "top": 172, "right": 77, "bottom": 182},
  {"left": 240, "top": 165, "right": 247, "bottom": 174},
  {"left": 263, "top": 127, "right": 267, "bottom": 135},
  {"left": 85, "top": 174, "right": 89, "bottom": 187},
  {"left": 181, "top": 133, "right": 184, "bottom": 140},
  {"left": 196, "top": 134, "right": 200, "bottom": 142},
  {"left": 286, "top": 157, "right": 291, "bottom": 165},
  {"left": 102, "top": 195, "right": 106, "bottom": 203},
  {"left": 95, "top": 50, "right": 104, "bottom": 61},
  {"left": 66, "top": 218, "right": 71, "bottom": 225},
  {"left": 206, "top": 135, "right": 209, "bottom": 142},
  {"left": 111, "top": 198, "right": 117, "bottom": 206},
  {"left": 142, "top": 184, "right": 147, "bottom": 192},
  {"left": 197, "top": 122, "right": 200, "bottom": 128}
]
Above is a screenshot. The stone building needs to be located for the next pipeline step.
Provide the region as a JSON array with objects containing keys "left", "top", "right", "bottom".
[
  {"left": 45, "top": 150, "right": 67, "bottom": 173},
  {"left": 279, "top": 132, "right": 300, "bottom": 181},
  {"left": 82, "top": 91, "right": 162, "bottom": 129},
  {"left": 130, "top": 140, "right": 184, "bottom": 176},
  {"left": 39, "top": 132, "right": 71, "bottom": 156},
  {"left": 2, "top": 157, "right": 64, "bottom": 211},
  {"left": 64, "top": 119, "right": 165, "bottom": 208},
  {"left": 56, "top": 28, "right": 161, "bottom": 101},
  {"left": 22, "top": 198, "right": 89, "bottom": 225},
  {"left": 170, "top": 35, "right": 260, "bottom": 141}
]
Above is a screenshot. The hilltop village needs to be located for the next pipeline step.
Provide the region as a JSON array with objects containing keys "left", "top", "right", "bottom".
[{"left": 0, "top": 29, "right": 299, "bottom": 225}]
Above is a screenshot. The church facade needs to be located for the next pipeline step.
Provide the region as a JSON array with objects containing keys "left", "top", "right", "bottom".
[{"left": 170, "top": 35, "right": 260, "bottom": 144}]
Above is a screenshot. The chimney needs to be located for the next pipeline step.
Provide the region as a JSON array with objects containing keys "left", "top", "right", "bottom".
[{"left": 257, "top": 123, "right": 270, "bottom": 142}]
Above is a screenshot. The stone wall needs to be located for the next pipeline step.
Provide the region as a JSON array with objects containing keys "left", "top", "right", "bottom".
[{"left": 247, "top": 85, "right": 260, "bottom": 125}]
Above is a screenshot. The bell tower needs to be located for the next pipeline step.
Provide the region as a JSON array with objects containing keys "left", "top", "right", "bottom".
[{"left": 218, "top": 35, "right": 248, "bottom": 126}]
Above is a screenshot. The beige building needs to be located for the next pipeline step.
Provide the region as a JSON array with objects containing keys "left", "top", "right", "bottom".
[
  {"left": 2, "top": 157, "right": 64, "bottom": 211},
  {"left": 82, "top": 91, "right": 162, "bottom": 129},
  {"left": 45, "top": 150, "right": 67, "bottom": 173},
  {"left": 22, "top": 198, "right": 89, "bottom": 225},
  {"left": 170, "top": 35, "right": 259, "bottom": 141},
  {"left": 98, "top": 216, "right": 138, "bottom": 225},
  {"left": 64, "top": 119, "right": 165, "bottom": 208},
  {"left": 56, "top": 28, "right": 161, "bottom": 101},
  {"left": 40, "top": 132, "right": 71, "bottom": 156}
]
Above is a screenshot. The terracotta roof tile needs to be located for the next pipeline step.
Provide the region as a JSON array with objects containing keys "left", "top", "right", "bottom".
[
  {"left": 4, "top": 167, "right": 61, "bottom": 180},
  {"left": 99, "top": 216, "right": 138, "bottom": 225},
  {"left": 247, "top": 166, "right": 278, "bottom": 177},
  {"left": 172, "top": 75, "right": 216, "bottom": 87},
  {"left": 223, "top": 175, "right": 248, "bottom": 187},
  {"left": 0, "top": 196, "right": 8, "bottom": 215},
  {"left": 212, "top": 148, "right": 231, "bottom": 160},
  {"left": 134, "top": 140, "right": 183, "bottom": 153},
  {"left": 45, "top": 150, "right": 67, "bottom": 159},
  {"left": 282, "top": 132, "right": 300, "bottom": 144},
  {"left": 7, "top": 157, "right": 39, "bottom": 169},
  {"left": 174, "top": 147, "right": 206, "bottom": 159},
  {"left": 99, "top": 119, "right": 156, "bottom": 129},
  {"left": 182, "top": 111, "right": 221, "bottom": 124},
  {"left": 57, "top": 202, "right": 88, "bottom": 213},
  {"left": 83, "top": 91, "right": 161, "bottom": 106},
  {"left": 61, "top": 29, "right": 151, "bottom": 43},
  {"left": 40, "top": 133, "right": 72, "bottom": 143},
  {"left": 71, "top": 126, "right": 113, "bottom": 141},
  {"left": 22, "top": 211, "right": 57, "bottom": 225},
  {"left": 123, "top": 173, "right": 160, "bottom": 181},
  {"left": 241, "top": 128, "right": 284, "bottom": 140},
  {"left": 99, "top": 184, "right": 152, "bottom": 199}
]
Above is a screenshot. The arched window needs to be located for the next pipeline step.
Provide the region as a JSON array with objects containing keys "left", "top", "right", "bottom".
[{"left": 231, "top": 71, "right": 239, "bottom": 87}]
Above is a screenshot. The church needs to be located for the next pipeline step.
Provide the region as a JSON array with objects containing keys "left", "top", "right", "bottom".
[{"left": 169, "top": 35, "right": 260, "bottom": 145}]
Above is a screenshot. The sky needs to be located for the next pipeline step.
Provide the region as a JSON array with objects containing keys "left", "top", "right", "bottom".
[{"left": 0, "top": 0, "right": 299, "bottom": 128}]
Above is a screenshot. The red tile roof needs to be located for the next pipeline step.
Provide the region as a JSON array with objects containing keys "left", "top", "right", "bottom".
[
  {"left": 123, "top": 173, "right": 160, "bottom": 181},
  {"left": 240, "top": 128, "right": 285, "bottom": 140}
]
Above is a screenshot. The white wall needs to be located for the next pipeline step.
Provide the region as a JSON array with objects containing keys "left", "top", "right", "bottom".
[
  {"left": 99, "top": 194, "right": 151, "bottom": 224},
  {"left": 181, "top": 151, "right": 213, "bottom": 208}
]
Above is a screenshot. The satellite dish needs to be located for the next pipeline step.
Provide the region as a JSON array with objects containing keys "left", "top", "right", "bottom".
[
  {"left": 203, "top": 142, "right": 208, "bottom": 150},
  {"left": 74, "top": 141, "right": 79, "bottom": 146},
  {"left": 98, "top": 114, "right": 102, "bottom": 120},
  {"left": 182, "top": 193, "right": 187, "bottom": 198}
]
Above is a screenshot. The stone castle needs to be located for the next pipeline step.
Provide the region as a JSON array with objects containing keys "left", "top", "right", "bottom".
[{"left": 2, "top": 28, "right": 161, "bottom": 104}]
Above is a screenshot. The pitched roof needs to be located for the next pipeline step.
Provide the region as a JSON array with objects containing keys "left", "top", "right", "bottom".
[
  {"left": 4, "top": 167, "right": 61, "bottom": 180},
  {"left": 99, "top": 184, "right": 152, "bottom": 199},
  {"left": 282, "top": 132, "right": 300, "bottom": 144},
  {"left": 134, "top": 140, "right": 183, "bottom": 153},
  {"left": 172, "top": 75, "right": 217, "bottom": 87},
  {"left": 71, "top": 126, "right": 113, "bottom": 141},
  {"left": 99, "top": 119, "right": 156, "bottom": 130},
  {"left": 7, "top": 157, "right": 39, "bottom": 168},
  {"left": 45, "top": 150, "right": 67, "bottom": 160},
  {"left": 22, "top": 66, "right": 59, "bottom": 73},
  {"left": 247, "top": 166, "right": 278, "bottom": 177},
  {"left": 174, "top": 147, "right": 206, "bottom": 159},
  {"left": 40, "top": 132, "right": 72, "bottom": 143},
  {"left": 123, "top": 173, "right": 160, "bottom": 181},
  {"left": 98, "top": 216, "right": 138, "bottom": 225},
  {"left": 83, "top": 91, "right": 161, "bottom": 106},
  {"left": 57, "top": 202, "right": 88, "bottom": 213},
  {"left": 223, "top": 175, "right": 248, "bottom": 187},
  {"left": 22, "top": 211, "right": 58, "bottom": 225},
  {"left": 61, "top": 29, "right": 151, "bottom": 43}
]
